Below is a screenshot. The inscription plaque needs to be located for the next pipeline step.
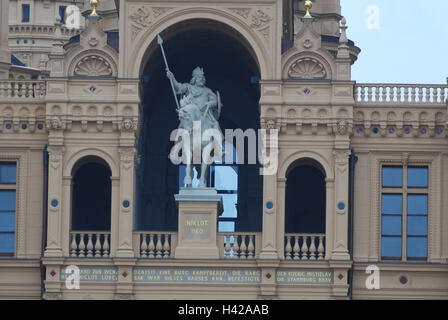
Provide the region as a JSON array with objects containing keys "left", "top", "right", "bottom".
[
  {"left": 133, "top": 268, "right": 261, "bottom": 284},
  {"left": 276, "top": 270, "right": 333, "bottom": 285},
  {"left": 60, "top": 267, "right": 118, "bottom": 282},
  {"left": 183, "top": 213, "right": 211, "bottom": 240}
]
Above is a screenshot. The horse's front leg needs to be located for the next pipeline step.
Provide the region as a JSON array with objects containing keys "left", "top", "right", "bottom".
[{"left": 199, "top": 163, "right": 209, "bottom": 188}]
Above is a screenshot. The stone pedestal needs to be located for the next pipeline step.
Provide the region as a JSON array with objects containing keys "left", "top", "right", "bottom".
[{"left": 174, "top": 188, "right": 223, "bottom": 259}]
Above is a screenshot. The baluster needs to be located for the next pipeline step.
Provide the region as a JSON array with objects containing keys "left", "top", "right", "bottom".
[
  {"left": 293, "top": 236, "right": 300, "bottom": 260},
  {"left": 301, "top": 236, "right": 309, "bottom": 260},
  {"left": 411, "top": 86, "right": 417, "bottom": 103},
  {"left": 367, "top": 86, "right": 373, "bottom": 102},
  {"left": 70, "top": 233, "right": 78, "bottom": 257},
  {"left": 224, "top": 235, "right": 231, "bottom": 258},
  {"left": 94, "top": 233, "right": 101, "bottom": 257},
  {"left": 23, "top": 82, "right": 29, "bottom": 97},
  {"left": 41, "top": 82, "right": 46, "bottom": 97},
  {"left": 0, "top": 82, "right": 4, "bottom": 97},
  {"left": 317, "top": 236, "right": 325, "bottom": 260},
  {"left": 373, "top": 86, "right": 380, "bottom": 102},
  {"left": 163, "top": 234, "right": 170, "bottom": 258},
  {"left": 78, "top": 233, "right": 85, "bottom": 257},
  {"left": 9, "top": 82, "right": 14, "bottom": 97},
  {"left": 442, "top": 87, "right": 447, "bottom": 104},
  {"left": 18, "top": 82, "right": 25, "bottom": 97},
  {"left": 285, "top": 236, "right": 292, "bottom": 260},
  {"left": 403, "top": 86, "right": 409, "bottom": 103},
  {"left": 140, "top": 234, "right": 148, "bottom": 258},
  {"left": 416, "top": 86, "right": 423, "bottom": 103},
  {"left": 86, "top": 233, "right": 93, "bottom": 257},
  {"left": 232, "top": 235, "right": 240, "bottom": 259},
  {"left": 103, "top": 234, "right": 109, "bottom": 257},
  {"left": 239, "top": 235, "right": 247, "bottom": 259},
  {"left": 360, "top": 86, "right": 366, "bottom": 102},
  {"left": 309, "top": 236, "right": 317, "bottom": 260},
  {"left": 381, "top": 86, "right": 387, "bottom": 102},
  {"left": 155, "top": 233, "right": 163, "bottom": 258},
  {"left": 247, "top": 235, "right": 255, "bottom": 259},
  {"left": 425, "top": 87, "right": 431, "bottom": 103},
  {"left": 148, "top": 234, "right": 155, "bottom": 258}
]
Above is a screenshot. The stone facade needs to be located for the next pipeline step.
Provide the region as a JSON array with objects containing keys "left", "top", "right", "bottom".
[{"left": 0, "top": 0, "right": 447, "bottom": 300}]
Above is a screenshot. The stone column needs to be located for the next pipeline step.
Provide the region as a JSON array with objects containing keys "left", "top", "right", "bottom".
[
  {"left": 325, "top": 178, "right": 335, "bottom": 260},
  {"left": 331, "top": 149, "right": 351, "bottom": 260},
  {"left": 44, "top": 146, "right": 65, "bottom": 257},
  {"left": 0, "top": 0, "right": 10, "bottom": 79},
  {"left": 259, "top": 174, "right": 279, "bottom": 259},
  {"left": 116, "top": 147, "right": 136, "bottom": 258},
  {"left": 275, "top": 177, "right": 286, "bottom": 259}
]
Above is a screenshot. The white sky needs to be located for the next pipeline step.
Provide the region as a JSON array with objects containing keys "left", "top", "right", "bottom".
[{"left": 340, "top": 0, "right": 448, "bottom": 84}]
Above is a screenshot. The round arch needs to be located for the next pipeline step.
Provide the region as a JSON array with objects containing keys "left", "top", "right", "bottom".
[
  {"left": 63, "top": 148, "right": 118, "bottom": 178},
  {"left": 279, "top": 150, "right": 334, "bottom": 181},
  {"left": 127, "top": 7, "right": 271, "bottom": 79}
]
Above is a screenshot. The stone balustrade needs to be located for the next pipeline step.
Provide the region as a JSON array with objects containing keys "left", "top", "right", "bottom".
[
  {"left": 355, "top": 84, "right": 448, "bottom": 105},
  {"left": 217, "top": 233, "right": 261, "bottom": 259},
  {"left": 134, "top": 232, "right": 177, "bottom": 259},
  {"left": 70, "top": 231, "right": 110, "bottom": 258},
  {"left": 0, "top": 80, "right": 46, "bottom": 99},
  {"left": 284, "top": 233, "right": 325, "bottom": 260}
]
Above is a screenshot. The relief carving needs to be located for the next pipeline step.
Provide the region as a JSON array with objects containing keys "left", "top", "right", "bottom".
[
  {"left": 288, "top": 58, "right": 327, "bottom": 79},
  {"left": 74, "top": 55, "right": 113, "bottom": 77},
  {"left": 129, "top": 6, "right": 173, "bottom": 40},
  {"left": 250, "top": 9, "right": 272, "bottom": 29}
]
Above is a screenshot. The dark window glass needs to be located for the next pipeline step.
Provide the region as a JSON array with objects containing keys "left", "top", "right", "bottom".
[
  {"left": 0, "top": 164, "right": 16, "bottom": 183},
  {"left": 0, "top": 189, "right": 16, "bottom": 254},
  {"left": 407, "top": 167, "right": 428, "bottom": 188},
  {"left": 382, "top": 194, "right": 402, "bottom": 214},
  {"left": 382, "top": 167, "right": 403, "bottom": 187},
  {"left": 407, "top": 194, "right": 428, "bottom": 215},
  {"left": 0, "top": 190, "right": 16, "bottom": 211},
  {"left": 382, "top": 216, "right": 402, "bottom": 236},
  {"left": 381, "top": 237, "right": 402, "bottom": 258},
  {"left": 59, "top": 6, "right": 66, "bottom": 23},
  {"left": 0, "top": 211, "right": 15, "bottom": 232},
  {"left": 407, "top": 216, "right": 427, "bottom": 236},
  {"left": 407, "top": 237, "right": 427, "bottom": 259},
  {"left": 0, "top": 234, "right": 15, "bottom": 253},
  {"left": 22, "top": 5, "right": 30, "bottom": 22}
]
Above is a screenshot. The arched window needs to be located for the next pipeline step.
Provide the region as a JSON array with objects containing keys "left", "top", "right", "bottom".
[
  {"left": 285, "top": 159, "right": 326, "bottom": 234},
  {"left": 71, "top": 157, "right": 111, "bottom": 231}
]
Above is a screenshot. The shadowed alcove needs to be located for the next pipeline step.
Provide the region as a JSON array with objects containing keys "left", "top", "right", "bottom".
[
  {"left": 135, "top": 19, "right": 263, "bottom": 233},
  {"left": 285, "top": 158, "right": 326, "bottom": 234}
]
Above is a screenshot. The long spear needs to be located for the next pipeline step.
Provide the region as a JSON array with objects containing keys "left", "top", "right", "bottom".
[{"left": 157, "top": 35, "right": 180, "bottom": 109}]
